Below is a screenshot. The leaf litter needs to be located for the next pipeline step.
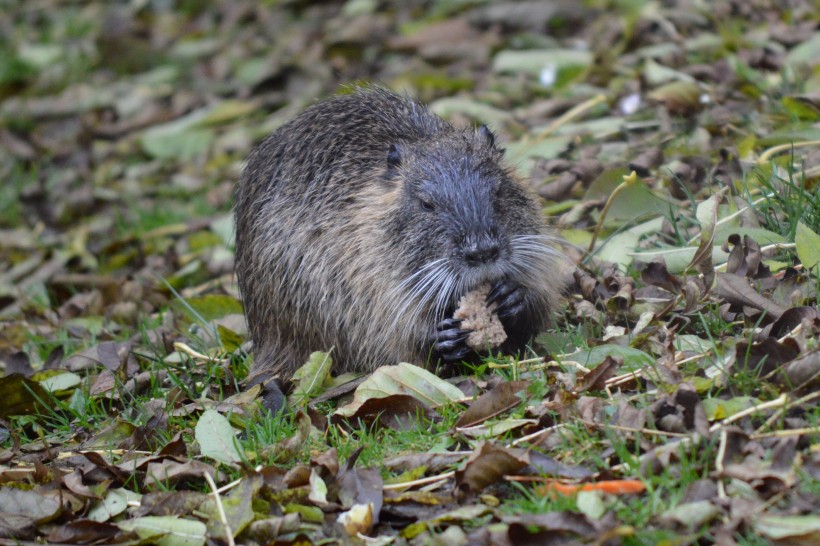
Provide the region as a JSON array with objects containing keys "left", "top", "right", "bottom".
[{"left": 1, "top": 0, "right": 819, "bottom": 544}]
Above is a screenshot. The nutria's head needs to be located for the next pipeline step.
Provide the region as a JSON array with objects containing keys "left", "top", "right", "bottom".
[{"left": 383, "top": 125, "right": 556, "bottom": 321}]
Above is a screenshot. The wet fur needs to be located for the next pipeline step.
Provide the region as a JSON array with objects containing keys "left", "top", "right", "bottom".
[{"left": 234, "top": 88, "right": 560, "bottom": 409}]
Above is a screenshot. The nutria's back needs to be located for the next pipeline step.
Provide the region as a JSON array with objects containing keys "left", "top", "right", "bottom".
[{"left": 234, "top": 87, "right": 560, "bottom": 412}]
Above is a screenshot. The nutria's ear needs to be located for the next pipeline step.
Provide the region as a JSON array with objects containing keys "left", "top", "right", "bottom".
[
  {"left": 478, "top": 125, "right": 505, "bottom": 155},
  {"left": 479, "top": 125, "right": 495, "bottom": 148},
  {"left": 387, "top": 144, "right": 402, "bottom": 168}
]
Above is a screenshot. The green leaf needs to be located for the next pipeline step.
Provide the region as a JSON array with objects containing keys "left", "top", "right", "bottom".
[
  {"left": 660, "top": 500, "right": 720, "bottom": 528},
  {"left": 755, "top": 514, "right": 820, "bottom": 541},
  {"left": 17, "top": 43, "right": 63, "bottom": 69},
  {"left": 566, "top": 345, "right": 655, "bottom": 372},
  {"left": 713, "top": 226, "right": 787, "bottom": 246},
  {"left": 0, "top": 373, "right": 51, "bottom": 418},
  {"left": 291, "top": 351, "right": 334, "bottom": 405},
  {"left": 217, "top": 324, "right": 244, "bottom": 353},
  {"left": 334, "top": 362, "right": 463, "bottom": 417},
  {"left": 758, "top": 127, "right": 820, "bottom": 146},
  {"left": 195, "top": 409, "right": 244, "bottom": 464},
  {"left": 170, "top": 294, "right": 244, "bottom": 325},
  {"left": 200, "top": 474, "right": 262, "bottom": 539},
  {"left": 39, "top": 371, "right": 82, "bottom": 393},
  {"left": 597, "top": 230, "right": 640, "bottom": 268},
  {"left": 647, "top": 80, "right": 703, "bottom": 115},
  {"left": 795, "top": 221, "right": 820, "bottom": 275},
  {"left": 492, "top": 49, "right": 592, "bottom": 77},
  {"left": 630, "top": 246, "right": 731, "bottom": 273},
  {"left": 429, "top": 97, "right": 511, "bottom": 126},
  {"left": 586, "top": 169, "right": 673, "bottom": 226},
  {"left": 784, "top": 32, "right": 820, "bottom": 70},
  {"left": 198, "top": 99, "right": 258, "bottom": 126},
  {"left": 782, "top": 96, "right": 820, "bottom": 121},
  {"left": 576, "top": 491, "right": 606, "bottom": 520},
  {"left": 584, "top": 167, "right": 630, "bottom": 201},
  {"left": 117, "top": 516, "right": 207, "bottom": 546},
  {"left": 139, "top": 108, "right": 217, "bottom": 160},
  {"left": 210, "top": 214, "right": 235, "bottom": 248},
  {"left": 702, "top": 396, "right": 762, "bottom": 420},
  {"left": 87, "top": 488, "right": 136, "bottom": 522},
  {"left": 283, "top": 503, "right": 325, "bottom": 523},
  {"left": 141, "top": 128, "right": 213, "bottom": 160},
  {"left": 506, "top": 135, "right": 574, "bottom": 169}
]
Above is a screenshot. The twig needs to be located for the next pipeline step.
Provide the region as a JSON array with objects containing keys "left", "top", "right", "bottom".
[
  {"left": 709, "top": 394, "right": 789, "bottom": 433},
  {"left": 605, "top": 370, "right": 643, "bottom": 389},
  {"left": 715, "top": 429, "right": 728, "bottom": 499},
  {"left": 584, "top": 171, "right": 639, "bottom": 259},
  {"left": 755, "top": 390, "right": 820, "bottom": 434},
  {"left": 174, "top": 342, "right": 212, "bottom": 361},
  {"left": 578, "top": 420, "right": 689, "bottom": 438},
  {"left": 204, "top": 471, "right": 235, "bottom": 546},
  {"left": 751, "top": 426, "right": 820, "bottom": 440},
  {"left": 757, "top": 140, "right": 820, "bottom": 164},
  {"left": 382, "top": 471, "right": 454, "bottom": 491},
  {"left": 215, "top": 478, "right": 242, "bottom": 495},
  {"left": 535, "top": 94, "right": 607, "bottom": 138},
  {"left": 510, "top": 423, "right": 566, "bottom": 447}
]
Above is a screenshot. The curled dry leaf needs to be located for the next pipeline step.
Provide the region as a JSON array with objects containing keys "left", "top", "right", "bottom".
[{"left": 455, "top": 442, "right": 528, "bottom": 498}]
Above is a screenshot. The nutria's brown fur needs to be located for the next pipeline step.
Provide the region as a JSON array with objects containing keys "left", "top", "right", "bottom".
[{"left": 234, "top": 87, "right": 561, "bottom": 412}]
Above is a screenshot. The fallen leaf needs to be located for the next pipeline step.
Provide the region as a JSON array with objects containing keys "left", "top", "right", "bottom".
[
  {"left": 334, "top": 362, "right": 463, "bottom": 418},
  {"left": 454, "top": 442, "right": 527, "bottom": 498},
  {"left": 456, "top": 380, "right": 528, "bottom": 428},
  {"left": 195, "top": 409, "right": 244, "bottom": 465}
]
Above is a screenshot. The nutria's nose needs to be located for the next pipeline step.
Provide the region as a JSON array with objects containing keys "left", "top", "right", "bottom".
[{"left": 464, "top": 241, "right": 500, "bottom": 266}]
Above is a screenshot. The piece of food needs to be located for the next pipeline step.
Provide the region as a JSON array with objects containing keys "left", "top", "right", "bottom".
[{"left": 453, "top": 284, "right": 507, "bottom": 349}]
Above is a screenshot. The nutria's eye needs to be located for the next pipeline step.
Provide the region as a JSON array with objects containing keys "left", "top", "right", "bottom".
[{"left": 419, "top": 197, "right": 435, "bottom": 212}]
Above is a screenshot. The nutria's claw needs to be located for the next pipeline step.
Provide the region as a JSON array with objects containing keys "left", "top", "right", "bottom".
[
  {"left": 441, "top": 345, "right": 472, "bottom": 362},
  {"left": 488, "top": 279, "right": 527, "bottom": 320},
  {"left": 431, "top": 318, "right": 472, "bottom": 362}
]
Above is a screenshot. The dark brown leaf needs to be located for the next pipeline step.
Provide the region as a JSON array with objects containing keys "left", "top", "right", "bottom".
[
  {"left": 455, "top": 442, "right": 528, "bottom": 498},
  {"left": 45, "top": 520, "right": 122, "bottom": 544},
  {"left": 456, "top": 380, "right": 529, "bottom": 428},
  {"left": 717, "top": 272, "right": 787, "bottom": 319},
  {"left": 736, "top": 338, "right": 800, "bottom": 378},
  {"left": 577, "top": 356, "right": 619, "bottom": 392},
  {"left": 331, "top": 393, "right": 436, "bottom": 430},
  {"left": 506, "top": 512, "right": 602, "bottom": 544},
  {"left": 338, "top": 466, "right": 384, "bottom": 525},
  {"left": 143, "top": 459, "right": 217, "bottom": 489}
]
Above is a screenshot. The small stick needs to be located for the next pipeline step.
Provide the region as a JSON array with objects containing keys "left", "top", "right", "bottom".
[
  {"left": 204, "top": 471, "right": 235, "bottom": 546},
  {"left": 383, "top": 472, "right": 454, "bottom": 491},
  {"left": 751, "top": 427, "right": 820, "bottom": 440},
  {"left": 584, "top": 171, "right": 639, "bottom": 259},
  {"left": 709, "top": 394, "right": 789, "bottom": 433},
  {"left": 757, "top": 140, "right": 820, "bottom": 164},
  {"left": 536, "top": 94, "right": 607, "bottom": 138}
]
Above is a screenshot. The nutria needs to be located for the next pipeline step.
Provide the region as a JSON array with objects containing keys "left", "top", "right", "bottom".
[{"left": 234, "top": 87, "right": 561, "bottom": 412}]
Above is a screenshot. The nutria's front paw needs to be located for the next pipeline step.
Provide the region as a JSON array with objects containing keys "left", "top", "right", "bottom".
[
  {"left": 431, "top": 317, "right": 472, "bottom": 362},
  {"left": 487, "top": 279, "right": 527, "bottom": 321}
]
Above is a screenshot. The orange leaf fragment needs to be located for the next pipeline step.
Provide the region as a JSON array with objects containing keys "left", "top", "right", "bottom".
[{"left": 537, "top": 479, "right": 645, "bottom": 497}]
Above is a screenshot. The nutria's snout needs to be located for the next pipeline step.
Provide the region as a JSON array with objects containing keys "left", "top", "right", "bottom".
[{"left": 462, "top": 237, "right": 501, "bottom": 267}]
